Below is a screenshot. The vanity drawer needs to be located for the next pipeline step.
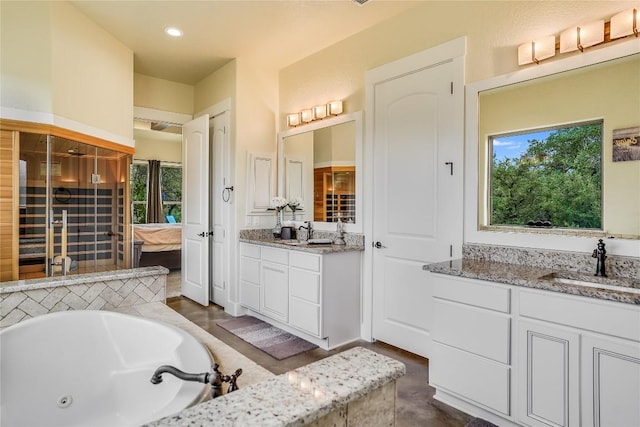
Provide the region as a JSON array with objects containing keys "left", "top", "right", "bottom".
[
  {"left": 519, "top": 289, "right": 640, "bottom": 342},
  {"left": 240, "top": 257, "right": 260, "bottom": 284},
  {"left": 261, "top": 247, "right": 288, "bottom": 265},
  {"left": 290, "top": 251, "right": 321, "bottom": 272},
  {"left": 289, "top": 298, "right": 321, "bottom": 337},
  {"left": 239, "top": 280, "right": 260, "bottom": 311},
  {"left": 432, "top": 274, "right": 510, "bottom": 313},
  {"left": 433, "top": 298, "right": 511, "bottom": 364},
  {"left": 289, "top": 268, "right": 320, "bottom": 303},
  {"left": 431, "top": 342, "right": 511, "bottom": 416},
  {"left": 240, "top": 243, "right": 260, "bottom": 259}
]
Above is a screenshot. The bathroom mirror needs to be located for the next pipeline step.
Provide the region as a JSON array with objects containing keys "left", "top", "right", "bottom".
[
  {"left": 278, "top": 111, "right": 362, "bottom": 232},
  {"left": 465, "top": 40, "right": 640, "bottom": 256}
]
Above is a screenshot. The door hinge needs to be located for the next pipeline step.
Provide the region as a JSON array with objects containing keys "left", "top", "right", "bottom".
[
  {"left": 450, "top": 82, "right": 454, "bottom": 94},
  {"left": 450, "top": 244, "right": 453, "bottom": 257}
]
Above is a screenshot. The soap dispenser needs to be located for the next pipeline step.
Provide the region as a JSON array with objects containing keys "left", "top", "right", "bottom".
[{"left": 333, "top": 218, "right": 346, "bottom": 245}]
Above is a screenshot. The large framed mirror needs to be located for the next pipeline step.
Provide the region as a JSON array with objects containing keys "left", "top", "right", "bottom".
[
  {"left": 465, "top": 40, "right": 640, "bottom": 257},
  {"left": 277, "top": 111, "right": 363, "bottom": 233}
]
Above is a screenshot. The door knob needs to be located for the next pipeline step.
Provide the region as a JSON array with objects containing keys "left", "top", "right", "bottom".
[
  {"left": 373, "top": 241, "right": 386, "bottom": 249},
  {"left": 197, "top": 231, "right": 213, "bottom": 237}
]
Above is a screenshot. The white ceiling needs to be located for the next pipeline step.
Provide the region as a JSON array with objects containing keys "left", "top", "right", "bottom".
[{"left": 71, "top": 0, "right": 419, "bottom": 85}]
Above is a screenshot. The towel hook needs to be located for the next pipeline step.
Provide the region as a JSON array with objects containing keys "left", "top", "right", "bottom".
[{"left": 222, "top": 186, "right": 234, "bottom": 203}]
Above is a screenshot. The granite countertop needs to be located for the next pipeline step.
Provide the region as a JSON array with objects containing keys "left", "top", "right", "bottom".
[
  {"left": 146, "top": 346, "right": 406, "bottom": 427},
  {"left": 424, "top": 259, "right": 640, "bottom": 305},
  {"left": 240, "top": 237, "right": 364, "bottom": 254},
  {"left": 0, "top": 266, "right": 169, "bottom": 294}
]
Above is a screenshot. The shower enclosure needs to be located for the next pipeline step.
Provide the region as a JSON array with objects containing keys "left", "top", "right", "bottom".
[{"left": 16, "top": 132, "right": 132, "bottom": 280}]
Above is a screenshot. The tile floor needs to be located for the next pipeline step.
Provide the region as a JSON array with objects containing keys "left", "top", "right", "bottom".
[{"left": 166, "top": 272, "right": 473, "bottom": 427}]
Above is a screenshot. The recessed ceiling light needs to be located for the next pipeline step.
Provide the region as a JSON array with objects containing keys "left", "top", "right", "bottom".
[{"left": 165, "top": 27, "right": 183, "bottom": 37}]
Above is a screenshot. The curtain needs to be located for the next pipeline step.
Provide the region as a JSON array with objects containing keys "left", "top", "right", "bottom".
[{"left": 147, "top": 160, "right": 164, "bottom": 223}]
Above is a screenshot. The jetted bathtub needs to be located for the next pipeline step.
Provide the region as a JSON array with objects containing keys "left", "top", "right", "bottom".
[{"left": 0, "top": 310, "right": 212, "bottom": 427}]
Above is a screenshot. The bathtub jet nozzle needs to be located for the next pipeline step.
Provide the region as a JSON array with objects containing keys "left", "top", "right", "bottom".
[{"left": 150, "top": 363, "right": 242, "bottom": 398}]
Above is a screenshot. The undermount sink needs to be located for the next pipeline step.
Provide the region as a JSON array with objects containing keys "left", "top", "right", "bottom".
[
  {"left": 539, "top": 272, "right": 640, "bottom": 295},
  {"left": 279, "top": 240, "right": 307, "bottom": 246}
]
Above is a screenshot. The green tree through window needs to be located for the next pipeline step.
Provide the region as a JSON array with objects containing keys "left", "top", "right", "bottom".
[
  {"left": 130, "top": 161, "right": 182, "bottom": 223},
  {"left": 490, "top": 121, "right": 602, "bottom": 229}
]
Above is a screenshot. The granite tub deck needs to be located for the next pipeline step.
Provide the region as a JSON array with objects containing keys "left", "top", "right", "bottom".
[
  {"left": 147, "top": 346, "right": 406, "bottom": 427},
  {"left": 424, "top": 258, "right": 640, "bottom": 305}
]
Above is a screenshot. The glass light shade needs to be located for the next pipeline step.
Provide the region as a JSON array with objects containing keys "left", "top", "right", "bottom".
[
  {"left": 287, "top": 113, "right": 301, "bottom": 127},
  {"left": 328, "top": 101, "right": 343, "bottom": 116},
  {"left": 518, "top": 36, "right": 555, "bottom": 65},
  {"left": 300, "top": 109, "right": 314, "bottom": 123},
  {"left": 610, "top": 8, "right": 637, "bottom": 39},
  {"left": 561, "top": 20, "right": 604, "bottom": 52},
  {"left": 313, "top": 104, "right": 328, "bottom": 120}
]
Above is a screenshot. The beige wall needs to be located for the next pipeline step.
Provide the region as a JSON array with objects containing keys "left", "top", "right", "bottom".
[
  {"left": 0, "top": 2, "right": 53, "bottom": 114},
  {"left": 0, "top": 2, "right": 134, "bottom": 146},
  {"left": 279, "top": 1, "right": 635, "bottom": 129},
  {"left": 134, "top": 74, "right": 194, "bottom": 115},
  {"left": 50, "top": 2, "right": 133, "bottom": 143},
  {"left": 479, "top": 56, "right": 640, "bottom": 236},
  {"left": 133, "top": 129, "right": 182, "bottom": 163}
]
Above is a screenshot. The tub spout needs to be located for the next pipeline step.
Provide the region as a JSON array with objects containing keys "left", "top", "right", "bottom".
[
  {"left": 150, "top": 365, "right": 210, "bottom": 385},
  {"left": 150, "top": 363, "right": 242, "bottom": 399}
]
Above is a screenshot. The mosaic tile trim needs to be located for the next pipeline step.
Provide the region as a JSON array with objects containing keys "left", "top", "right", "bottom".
[{"left": 0, "top": 272, "right": 166, "bottom": 329}]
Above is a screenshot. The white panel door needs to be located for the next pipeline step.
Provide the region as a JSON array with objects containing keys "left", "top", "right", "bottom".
[
  {"left": 582, "top": 334, "right": 640, "bottom": 427},
  {"left": 181, "top": 115, "right": 210, "bottom": 306},
  {"left": 518, "top": 320, "right": 580, "bottom": 427},
  {"left": 371, "top": 58, "right": 463, "bottom": 357},
  {"left": 210, "top": 112, "right": 229, "bottom": 307}
]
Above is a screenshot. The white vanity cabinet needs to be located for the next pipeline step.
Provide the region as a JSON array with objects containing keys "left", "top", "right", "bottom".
[
  {"left": 239, "top": 242, "right": 361, "bottom": 350},
  {"left": 519, "top": 289, "right": 640, "bottom": 427},
  {"left": 429, "top": 272, "right": 640, "bottom": 427}
]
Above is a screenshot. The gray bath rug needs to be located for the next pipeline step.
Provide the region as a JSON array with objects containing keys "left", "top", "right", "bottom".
[
  {"left": 465, "top": 418, "right": 499, "bottom": 427},
  {"left": 216, "top": 316, "right": 318, "bottom": 360}
]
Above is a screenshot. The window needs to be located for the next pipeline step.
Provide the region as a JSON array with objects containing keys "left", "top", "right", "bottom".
[
  {"left": 131, "top": 162, "right": 148, "bottom": 224},
  {"left": 130, "top": 161, "right": 182, "bottom": 224},
  {"left": 160, "top": 164, "right": 182, "bottom": 222},
  {"left": 489, "top": 120, "right": 602, "bottom": 229}
]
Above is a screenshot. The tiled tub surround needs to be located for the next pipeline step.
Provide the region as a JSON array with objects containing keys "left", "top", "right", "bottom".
[
  {"left": 0, "top": 266, "right": 168, "bottom": 328},
  {"left": 147, "top": 347, "right": 405, "bottom": 427},
  {"left": 239, "top": 229, "right": 365, "bottom": 254}
]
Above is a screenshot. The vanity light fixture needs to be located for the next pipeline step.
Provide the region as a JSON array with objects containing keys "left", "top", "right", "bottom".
[
  {"left": 518, "top": 36, "right": 556, "bottom": 65},
  {"left": 300, "top": 109, "right": 314, "bottom": 123},
  {"left": 313, "top": 104, "right": 328, "bottom": 120},
  {"left": 286, "top": 100, "right": 344, "bottom": 127},
  {"left": 610, "top": 8, "right": 638, "bottom": 39},
  {"left": 328, "top": 101, "right": 343, "bottom": 116},
  {"left": 287, "top": 113, "right": 301, "bottom": 127},
  {"left": 560, "top": 20, "right": 604, "bottom": 53}
]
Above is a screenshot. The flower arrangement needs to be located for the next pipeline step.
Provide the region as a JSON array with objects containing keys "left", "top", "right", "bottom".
[
  {"left": 287, "top": 197, "right": 304, "bottom": 212},
  {"left": 270, "top": 196, "right": 288, "bottom": 212}
]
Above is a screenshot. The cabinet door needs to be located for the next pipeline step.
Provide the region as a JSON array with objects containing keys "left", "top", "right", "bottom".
[
  {"left": 518, "top": 320, "right": 580, "bottom": 427},
  {"left": 260, "top": 261, "right": 289, "bottom": 323},
  {"left": 581, "top": 334, "right": 640, "bottom": 427}
]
